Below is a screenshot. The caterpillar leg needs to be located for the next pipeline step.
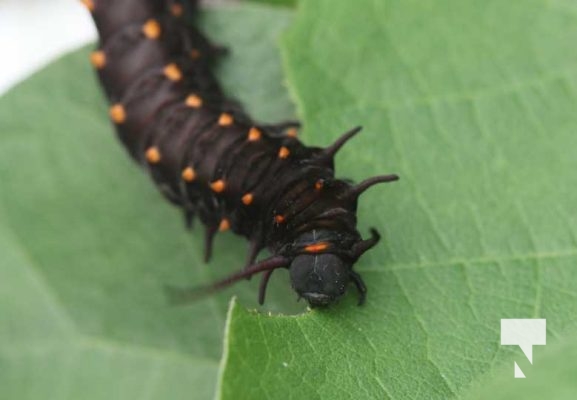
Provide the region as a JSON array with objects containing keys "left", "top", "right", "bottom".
[
  {"left": 166, "top": 256, "right": 290, "bottom": 305},
  {"left": 245, "top": 239, "right": 264, "bottom": 269},
  {"left": 258, "top": 269, "right": 275, "bottom": 305},
  {"left": 350, "top": 228, "right": 381, "bottom": 261},
  {"left": 183, "top": 209, "right": 195, "bottom": 230},
  {"left": 243, "top": 238, "right": 264, "bottom": 281},
  {"left": 210, "top": 43, "right": 229, "bottom": 58},
  {"left": 350, "top": 270, "right": 367, "bottom": 305},
  {"left": 204, "top": 225, "right": 217, "bottom": 263}
]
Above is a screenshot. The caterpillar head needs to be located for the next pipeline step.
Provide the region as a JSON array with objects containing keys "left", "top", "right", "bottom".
[
  {"left": 165, "top": 229, "right": 380, "bottom": 308},
  {"left": 289, "top": 253, "right": 350, "bottom": 307}
]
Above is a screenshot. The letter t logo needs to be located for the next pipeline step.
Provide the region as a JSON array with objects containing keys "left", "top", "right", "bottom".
[{"left": 500, "top": 319, "right": 546, "bottom": 378}]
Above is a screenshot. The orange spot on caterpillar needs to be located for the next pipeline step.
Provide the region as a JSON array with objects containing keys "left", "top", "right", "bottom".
[
  {"left": 142, "top": 19, "right": 161, "bottom": 39},
  {"left": 90, "top": 50, "right": 106, "bottom": 69},
  {"left": 210, "top": 179, "right": 226, "bottom": 193},
  {"left": 190, "top": 49, "right": 201, "bottom": 60},
  {"left": 145, "top": 147, "right": 161, "bottom": 164},
  {"left": 170, "top": 3, "right": 184, "bottom": 17},
  {"left": 185, "top": 94, "right": 203, "bottom": 108},
  {"left": 80, "top": 0, "right": 95, "bottom": 12},
  {"left": 219, "top": 218, "right": 230, "bottom": 232},
  {"left": 163, "top": 63, "right": 182, "bottom": 81},
  {"left": 315, "top": 180, "right": 324, "bottom": 190},
  {"left": 304, "top": 242, "right": 330, "bottom": 253},
  {"left": 286, "top": 127, "right": 298, "bottom": 138},
  {"left": 109, "top": 104, "right": 126, "bottom": 124},
  {"left": 241, "top": 193, "right": 254, "bottom": 206},
  {"left": 278, "top": 146, "right": 290, "bottom": 159},
  {"left": 181, "top": 167, "right": 196, "bottom": 182},
  {"left": 248, "top": 127, "right": 262, "bottom": 142},
  {"left": 274, "top": 214, "right": 286, "bottom": 224},
  {"left": 218, "top": 113, "right": 234, "bottom": 127}
]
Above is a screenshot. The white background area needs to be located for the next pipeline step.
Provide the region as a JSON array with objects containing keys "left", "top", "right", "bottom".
[
  {"left": 0, "top": 0, "right": 96, "bottom": 95},
  {"left": 0, "top": 0, "right": 234, "bottom": 95}
]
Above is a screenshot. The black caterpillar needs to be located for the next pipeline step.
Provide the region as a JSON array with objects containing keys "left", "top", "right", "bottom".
[{"left": 82, "top": 0, "right": 398, "bottom": 307}]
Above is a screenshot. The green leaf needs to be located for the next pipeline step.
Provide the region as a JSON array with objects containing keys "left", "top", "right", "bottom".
[
  {"left": 219, "top": 0, "right": 577, "bottom": 398},
  {"left": 246, "top": 0, "right": 298, "bottom": 8},
  {"left": 0, "top": 5, "right": 299, "bottom": 400}
]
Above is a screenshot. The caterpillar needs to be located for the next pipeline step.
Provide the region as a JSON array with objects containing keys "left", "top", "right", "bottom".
[{"left": 81, "top": 0, "right": 398, "bottom": 307}]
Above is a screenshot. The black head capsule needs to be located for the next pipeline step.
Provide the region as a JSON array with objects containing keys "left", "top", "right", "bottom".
[
  {"left": 289, "top": 253, "right": 350, "bottom": 307},
  {"left": 165, "top": 229, "right": 381, "bottom": 307}
]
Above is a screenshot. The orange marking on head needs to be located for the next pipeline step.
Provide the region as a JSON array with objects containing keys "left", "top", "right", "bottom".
[
  {"left": 304, "top": 242, "right": 330, "bottom": 253},
  {"left": 185, "top": 94, "right": 203, "bottom": 108},
  {"left": 286, "top": 127, "right": 298, "bottom": 138},
  {"left": 142, "top": 19, "right": 161, "bottom": 39},
  {"left": 315, "top": 180, "right": 324, "bottom": 190},
  {"left": 90, "top": 50, "right": 106, "bottom": 69},
  {"left": 274, "top": 214, "right": 286, "bottom": 224},
  {"left": 145, "top": 147, "right": 161, "bottom": 164},
  {"left": 210, "top": 179, "right": 226, "bottom": 193},
  {"left": 109, "top": 104, "right": 126, "bottom": 124},
  {"left": 181, "top": 167, "right": 196, "bottom": 182},
  {"left": 241, "top": 193, "right": 254, "bottom": 206},
  {"left": 248, "top": 127, "right": 262, "bottom": 142},
  {"left": 163, "top": 63, "right": 182, "bottom": 81},
  {"left": 278, "top": 146, "right": 290, "bottom": 159},
  {"left": 218, "top": 113, "right": 234, "bottom": 127},
  {"left": 219, "top": 218, "right": 230, "bottom": 232},
  {"left": 170, "top": 3, "right": 184, "bottom": 17},
  {"left": 190, "top": 49, "right": 201, "bottom": 60},
  {"left": 80, "top": 0, "right": 95, "bottom": 11}
]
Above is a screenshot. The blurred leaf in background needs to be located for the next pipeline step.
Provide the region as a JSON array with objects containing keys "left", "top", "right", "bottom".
[{"left": 0, "top": 5, "right": 298, "bottom": 400}]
